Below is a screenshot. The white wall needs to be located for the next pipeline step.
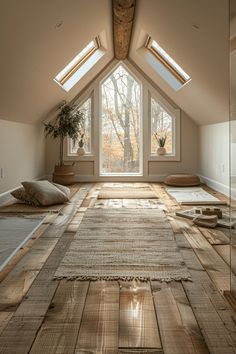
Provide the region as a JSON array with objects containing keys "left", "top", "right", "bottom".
[
  {"left": 0, "top": 0, "right": 113, "bottom": 124},
  {"left": 199, "top": 122, "right": 230, "bottom": 195},
  {"left": 0, "top": 119, "right": 45, "bottom": 194}
]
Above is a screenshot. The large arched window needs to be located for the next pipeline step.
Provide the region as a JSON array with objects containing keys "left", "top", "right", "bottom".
[
  {"left": 100, "top": 64, "right": 142, "bottom": 175},
  {"left": 65, "top": 61, "right": 180, "bottom": 177}
]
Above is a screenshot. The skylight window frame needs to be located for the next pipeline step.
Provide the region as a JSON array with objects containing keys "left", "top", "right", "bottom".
[
  {"left": 57, "top": 37, "right": 100, "bottom": 87},
  {"left": 145, "top": 36, "right": 190, "bottom": 85}
]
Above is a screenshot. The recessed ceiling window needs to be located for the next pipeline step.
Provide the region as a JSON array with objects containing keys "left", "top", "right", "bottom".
[
  {"left": 145, "top": 36, "right": 191, "bottom": 90},
  {"left": 54, "top": 37, "right": 104, "bottom": 92}
]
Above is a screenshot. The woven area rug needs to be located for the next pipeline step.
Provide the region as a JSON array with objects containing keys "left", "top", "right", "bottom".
[
  {"left": 166, "top": 187, "right": 227, "bottom": 205},
  {"left": 54, "top": 208, "right": 191, "bottom": 281},
  {"left": 97, "top": 186, "right": 158, "bottom": 199}
]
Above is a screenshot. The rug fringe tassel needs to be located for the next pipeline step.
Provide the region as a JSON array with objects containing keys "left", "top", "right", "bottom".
[{"left": 53, "top": 275, "right": 192, "bottom": 282}]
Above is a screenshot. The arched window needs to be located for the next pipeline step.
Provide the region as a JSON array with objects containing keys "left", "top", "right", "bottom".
[{"left": 100, "top": 64, "right": 142, "bottom": 175}]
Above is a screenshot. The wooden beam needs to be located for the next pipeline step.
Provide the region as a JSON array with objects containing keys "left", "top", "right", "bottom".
[
  {"left": 231, "top": 36, "right": 236, "bottom": 52},
  {"left": 113, "top": 0, "right": 136, "bottom": 60}
]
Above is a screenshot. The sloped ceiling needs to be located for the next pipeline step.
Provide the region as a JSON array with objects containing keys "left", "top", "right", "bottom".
[
  {"left": 0, "top": 0, "right": 113, "bottom": 123},
  {"left": 129, "top": 0, "right": 229, "bottom": 125},
  {"left": 0, "top": 0, "right": 230, "bottom": 126}
]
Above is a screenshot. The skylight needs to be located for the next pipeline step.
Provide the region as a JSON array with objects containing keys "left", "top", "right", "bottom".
[
  {"left": 145, "top": 36, "right": 191, "bottom": 87},
  {"left": 54, "top": 37, "right": 103, "bottom": 92}
]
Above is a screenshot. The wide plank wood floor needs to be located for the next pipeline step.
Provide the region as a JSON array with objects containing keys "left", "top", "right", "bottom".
[{"left": 0, "top": 182, "right": 235, "bottom": 354}]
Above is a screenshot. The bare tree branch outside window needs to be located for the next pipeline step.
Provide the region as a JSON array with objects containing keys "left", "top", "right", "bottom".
[{"left": 101, "top": 65, "right": 141, "bottom": 174}]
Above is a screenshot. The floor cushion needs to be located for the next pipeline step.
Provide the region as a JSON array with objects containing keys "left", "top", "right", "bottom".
[
  {"left": 22, "top": 180, "right": 69, "bottom": 206},
  {"left": 53, "top": 183, "right": 70, "bottom": 199},
  {"left": 11, "top": 187, "right": 40, "bottom": 206},
  {"left": 164, "top": 174, "right": 200, "bottom": 187}
]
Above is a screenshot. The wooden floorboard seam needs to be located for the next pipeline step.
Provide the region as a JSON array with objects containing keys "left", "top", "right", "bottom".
[
  {"left": 0, "top": 183, "right": 235, "bottom": 354},
  {"left": 72, "top": 281, "right": 91, "bottom": 353},
  {"left": 0, "top": 185, "right": 92, "bottom": 353}
]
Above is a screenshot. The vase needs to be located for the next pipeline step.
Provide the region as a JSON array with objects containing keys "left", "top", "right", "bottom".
[
  {"left": 77, "top": 147, "right": 86, "bottom": 156},
  {"left": 157, "top": 147, "right": 166, "bottom": 155}
]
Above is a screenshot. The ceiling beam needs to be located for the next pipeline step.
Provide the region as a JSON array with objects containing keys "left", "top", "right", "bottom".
[
  {"left": 113, "top": 0, "right": 136, "bottom": 60},
  {"left": 231, "top": 36, "right": 236, "bottom": 52}
]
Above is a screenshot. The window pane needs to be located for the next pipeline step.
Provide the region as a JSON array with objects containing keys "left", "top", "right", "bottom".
[
  {"left": 151, "top": 39, "right": 190, "bottom": 82},
  {"left": 101, "top": 65, "right": 141, "bottom": 174},
  {"left": 54, "top": 38, "right": 102, "bottom": 92},
  {"left": 70, "top": 98, "right": 92, "bottom": 154},
  {"left": 151, "top": 97, "right": 173, "bottom": 154}
]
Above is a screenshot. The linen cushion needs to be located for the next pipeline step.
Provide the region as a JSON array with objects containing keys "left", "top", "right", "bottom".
[
  {"left": 53, "top": 183, "right": 71, "bottom": 199},
  {"left": 11, "top": 187, "right": 40, "bottom": 206},
  {"left": 164, "top": 174, "right": 200, "bottom": 187},
  {"left": 22, "top": 180, "right": 69, "bottom": 206}
]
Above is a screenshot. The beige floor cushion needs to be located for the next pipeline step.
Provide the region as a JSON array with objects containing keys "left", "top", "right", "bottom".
[
  {"left": 11, "top": 187, "right": 40, "bottom": 206},
  {"left": 164, "top": 174, "right": 200, "bottom": 187},
  {"left": 53, "top": 183, "right": 70, "bottom": 199},
  {"left": 22, "top": 180, "right": 69, "bottom": 206}
]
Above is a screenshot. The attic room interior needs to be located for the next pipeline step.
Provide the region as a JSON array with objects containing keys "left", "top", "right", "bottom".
[{"left": 1, "top": 0, "right": 236, "bottom": 352}]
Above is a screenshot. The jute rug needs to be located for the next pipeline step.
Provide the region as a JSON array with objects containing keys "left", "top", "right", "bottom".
[
  {"left": 97, "top": 186, "right": 158, "bottom": 199},
  {"left": 94, "top": 198, "right": 164, "bottom": 209},
  {"left": 54, "top": 208, "right": 191, "bottom": 281}
]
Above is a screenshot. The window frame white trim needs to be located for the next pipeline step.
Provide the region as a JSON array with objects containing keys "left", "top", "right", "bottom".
[
  {"left": 64, "top": 91, "right": 95, "bottom": 161},
  {"left": 99, "top": 61, "right": 144, "bottom": 177},
  {"left": 148, "top": 89, "right": 181, "bottom": 162}
]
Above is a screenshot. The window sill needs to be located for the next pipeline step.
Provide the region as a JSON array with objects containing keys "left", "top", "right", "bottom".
[
  {"left": 149, "top": 154, "right": 180, "bottom": 162},
  {"left": 65, "top": 154, "right": 95, "bottom": 162},
  {"left": 100, "top": 172, "right": 143, "bottom": 177}
]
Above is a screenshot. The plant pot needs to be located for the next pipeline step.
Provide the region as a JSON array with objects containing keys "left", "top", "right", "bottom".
[
  {"left": 53, "top": 164, "right": 75, "bottom": 185},
  {"left": 157, "top": 147, "right": 166, "bottom": 155},
  {"left": 77, "top": 147, "right": 86, "bottom": 156}
]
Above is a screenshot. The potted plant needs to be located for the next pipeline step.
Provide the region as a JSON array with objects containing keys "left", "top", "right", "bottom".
[
  {"left": 77, "top": 132, "right": 86, "bottom": 156},
  {"left": 154, "top": 132, "right": 167, "bottom": 155},
  {"left": 44, "top": 103, "right": 84, "bottom": 185}
]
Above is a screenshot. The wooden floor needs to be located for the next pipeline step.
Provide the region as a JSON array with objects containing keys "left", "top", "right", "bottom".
[{"left": 0, "top": 183, "right": 236, "bottom": 354}]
